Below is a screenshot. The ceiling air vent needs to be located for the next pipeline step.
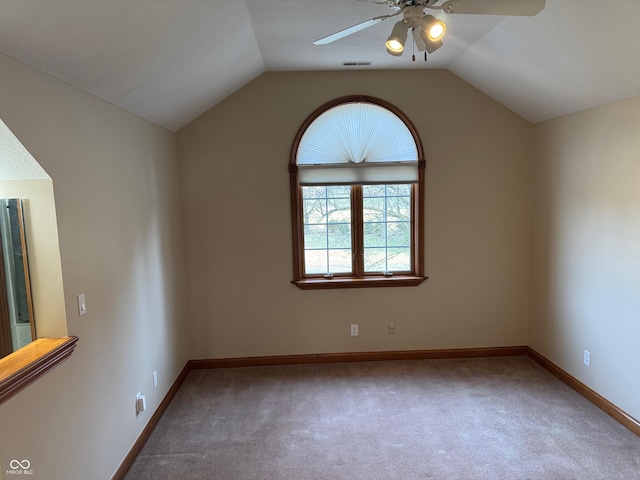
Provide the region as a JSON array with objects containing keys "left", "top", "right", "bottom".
[{"left": 342, "top": 61, "right": 372, "bottom": 67}]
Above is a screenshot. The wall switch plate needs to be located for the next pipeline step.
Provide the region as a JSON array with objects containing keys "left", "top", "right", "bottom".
[
  {"left": 77, "top": 293, "right": 87, "bottom": 316},
  {"left": 153, "top": 371, "right": 158, "bottom": 389},
  {"left": 388, "top": 323, "right": 396, "bottom": 334},
  {"left": 350, "top": 324, "right": 358, "bottom": 336},
  {"left": 135, "top": 393, "right": 146, "bottom": 415},
  {"left": 584, "top": 350, "right": 591, "bottom": 367}
]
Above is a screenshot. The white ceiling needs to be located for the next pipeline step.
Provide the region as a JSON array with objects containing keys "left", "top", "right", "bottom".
[{"left": 1, "top": 0, "right": 639, "bottom": 131}]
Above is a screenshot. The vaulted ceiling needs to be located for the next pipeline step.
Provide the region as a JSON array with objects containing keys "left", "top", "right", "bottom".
[{"left": 1, "top": 0, "right": 639, "bottom": 131}]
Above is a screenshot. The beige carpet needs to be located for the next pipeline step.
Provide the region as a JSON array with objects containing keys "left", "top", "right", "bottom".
[{"left": 125, "top": 356, "right": 640, "bottom": 479}]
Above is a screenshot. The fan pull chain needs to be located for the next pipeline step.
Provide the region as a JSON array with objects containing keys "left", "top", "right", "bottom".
[
  {"left": 425, "top": 51, "right": 427, "bottom": 62},
  {"left": 412, "top": 28, "right": 415, "bottom": 62}
]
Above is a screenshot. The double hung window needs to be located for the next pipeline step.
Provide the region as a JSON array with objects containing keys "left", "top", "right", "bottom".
[{"left": 289, "top": 96, "right": 426, "bottom": 289}]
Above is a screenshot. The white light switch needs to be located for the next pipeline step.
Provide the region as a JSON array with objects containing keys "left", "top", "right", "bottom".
[
  {"left": 136, "top": 393, "right": 146, "bottom": 415},
  {"left": 584, "top": 350, "right": 591, "bottom": 367},
  {"left": 77, "top": 293, "right": 87, "bottom": 316}
]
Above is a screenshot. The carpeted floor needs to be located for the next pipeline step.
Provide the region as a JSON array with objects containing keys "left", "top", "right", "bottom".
[{"left": 124, "top": 356, "right": 640, "bottom": 479}]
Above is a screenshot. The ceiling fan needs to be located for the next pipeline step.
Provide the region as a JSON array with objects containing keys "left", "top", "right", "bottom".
[{"left": 314, "top": 0, "right": 546, "bottom": 59}]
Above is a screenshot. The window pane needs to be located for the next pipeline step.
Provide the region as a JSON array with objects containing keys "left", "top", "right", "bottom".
[
  {"left": 363, "top": 184, "right": 412, "bottom": 273},
  {"left": 303, "top": 186, "right": 328, "bottom": 199},
  {"left": 363, "top": 222, "right": 385, "bottom": 247},
  {"left": 303, "top": 199, "right": 327, "bottom": 224},
  {"left": 385, "top": 184, "right": 411, "bottom": 196},
  {"left": 362, "top": 184, "right": 386, "bottom": 197},
  {"left": 387, "top": 221, "right": 410, "bottom": 247},
  {"left": 387, "top": 247, "right": 411, "bottom": 271},
  {"left": 327, "top": 198, "right": 351, "bottom": 222},
  {"left": 303, "top": 224, "right": 327, "bottom": 249},
  {"left": 328, "top": 223, "right": 351, "bottom": 248},
  {"left": 328, "top": 249, "right": 352, "bottom": 273},
  {"left": 363, "top": 197, "right": 385, "bottom": 222},
  {"left": 385, "top": 196, "right": 411, "bottom": 222},
  {"left": 304, "top": 250, "right": 328, "bottom": 275},
  {"left": 302, "top": 186, "right": 352, "bottom": 275},
  {"left": 326, "top": 186, "right": 351, "bottom": 198},
  {"left": 364, "top": 248, "right": 386, "bottom": 272}
]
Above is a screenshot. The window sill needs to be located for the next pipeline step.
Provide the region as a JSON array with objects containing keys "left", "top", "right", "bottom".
[
  {"left": 0, "top": 336, "right": 79, "bottom": 405},
  {"left": 292, "top": 276, "right": 428, "bottom": 290}
]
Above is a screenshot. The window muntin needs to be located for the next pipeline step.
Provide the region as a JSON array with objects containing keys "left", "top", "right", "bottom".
[
  {"left": 302, "top": 186, "right": 352, "bottom": 275},
  {"left": 290, "top": 95, "right": 426, "bottom": 289},
  {"left": 363, "top": 184, "right": 412, "bottom": 273},
  {"left": 301, "top": 184, "right": 413, "bottom": 277}
]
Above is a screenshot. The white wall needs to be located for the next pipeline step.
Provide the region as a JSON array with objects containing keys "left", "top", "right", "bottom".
[
  {"left": 0, "top": 52, "right": 189, "bottom": 479},
  {"left": 530, "top": 95, "right": 640, "bottom": 422},
  {"left": 177, "top": 70, "right": 533, "bottom": 359}
]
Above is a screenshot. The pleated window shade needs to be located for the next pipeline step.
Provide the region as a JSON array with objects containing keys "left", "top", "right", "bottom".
[{"left": 297, "top": 102, "right": 419, "bottom": 186}]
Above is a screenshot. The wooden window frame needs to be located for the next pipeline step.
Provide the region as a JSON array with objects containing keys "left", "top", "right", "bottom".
[{"left": 289, "top": 95, "right": 427, "bottom": 290}]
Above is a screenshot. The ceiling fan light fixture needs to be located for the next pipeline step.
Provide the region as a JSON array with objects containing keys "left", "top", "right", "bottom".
[
  {"left": 385, "top": 21, "right": 409, "bottom": 56},
  {"left": 428, "top": 22, "right": 446, "bottom": 41},
  {"left": 386, "top": 40, "right": 404, "bottom": 55},
  {"left": 422, "top": 15, "right": 446, "bottom": 42},
  {"left": 313, "top": 0, "right": 547, "bottom": 62},
  {"left": 419, "top": 15, "right": 445, "bottom": 54}
]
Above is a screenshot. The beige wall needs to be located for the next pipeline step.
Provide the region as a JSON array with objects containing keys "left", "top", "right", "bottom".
[
  {"left": 14, "top": 58, "right": 638, "bottom": 478},
  {"left": 0, "top": 46, "right": 634, "bottom": 478},
  {"left": 0, "top": 52, "right": 189, "bottom": 479},
  {"left": 177, "top": 70, "right": 532, "bottom": 359},
  {"left": 530, "top": 96, "right": 640, "bottom": 422}
]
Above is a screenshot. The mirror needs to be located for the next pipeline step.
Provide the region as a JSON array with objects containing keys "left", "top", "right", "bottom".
[{"left": 0, "top": 199, "right": 36, "bottom": 359}]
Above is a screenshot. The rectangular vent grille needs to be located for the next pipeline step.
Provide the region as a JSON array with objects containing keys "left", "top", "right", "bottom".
[{"left": 342, "top": 61, "right": 372, "bottom": 67}]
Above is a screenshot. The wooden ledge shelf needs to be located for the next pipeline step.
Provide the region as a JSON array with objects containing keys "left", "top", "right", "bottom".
[
  {"left": 292, "top": 276, "right": 428, "bottom": 290},
  {"left": 0, "top": 336, "right": 79, "bottom": 405}
]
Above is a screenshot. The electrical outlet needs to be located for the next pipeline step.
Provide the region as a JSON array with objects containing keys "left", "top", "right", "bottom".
[
  {"left": 388, "top": 323, "right": 396, "bottom": 334},
  {"left": 584, "top": 350, "right": 591, "bottom": 367},
  {"left": 350, "top": 324, "right": 358, "bottom": 336},
  {"left": 153, "top": 371, "right": 158, "bottom": 389}
]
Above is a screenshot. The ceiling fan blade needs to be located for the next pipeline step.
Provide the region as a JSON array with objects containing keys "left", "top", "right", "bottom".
[
  {"left": 313, "top": 13, "right": 398, "bottom": 45},
  {"left": 442, "top": 0, "right": 546, "bottom": 16}
]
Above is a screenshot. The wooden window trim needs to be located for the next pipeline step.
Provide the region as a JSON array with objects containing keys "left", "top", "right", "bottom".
[
  {"left": 0, "top": 336, "right": 79, "bottom": 405},
  {"left": 289, "top": 95, "right": 427, "bottom": 290}
]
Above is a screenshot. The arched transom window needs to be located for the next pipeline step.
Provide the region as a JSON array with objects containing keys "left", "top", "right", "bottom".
[{"left": 289, "top": 96, "right": 427, "bottom": 289}]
